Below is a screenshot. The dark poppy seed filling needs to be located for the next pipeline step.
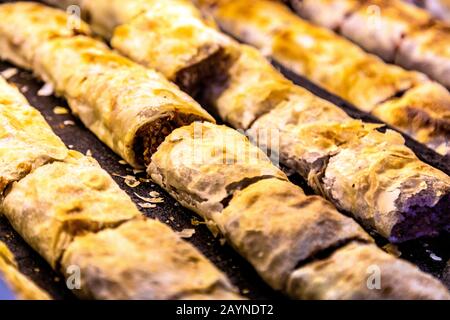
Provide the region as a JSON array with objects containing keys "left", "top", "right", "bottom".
[
  {"left": 133, "top": 114, "right": 208, "bottom": 166},
  {"left": 390, "top": 193, "right": 450, "bottom": 243},
  {"left": 175, "top": 45, "right": 235, "bottom": 98}
]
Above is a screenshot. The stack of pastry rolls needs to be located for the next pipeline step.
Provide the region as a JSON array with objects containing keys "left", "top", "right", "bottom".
[
  {"left": 37, "top": 0, "right": 450, "bottom": 243},
  {"left": 0, "top": 74, "right": 241, "bottom": 300},
  {"left": 7, "top": 1, "right": 448, "bottom": 299},
  {"left": 196, "top": 0, "right": 450, "bottom": 157}
]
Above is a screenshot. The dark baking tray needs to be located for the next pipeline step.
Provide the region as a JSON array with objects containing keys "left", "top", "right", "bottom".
[{"left": 0, "top": 0, "right": 448, "bottom": 299}]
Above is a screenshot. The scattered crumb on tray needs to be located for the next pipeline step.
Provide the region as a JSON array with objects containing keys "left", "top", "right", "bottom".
[
  {"left": 430, "top": 253, "right": 443, "bottom": 262},
  {"left": 138, "top": 203, "right": 156, "bottom": 209},
  {"left": 176, "top": 228, "right": 196, "bottom": 239},
  {"left": 37, "top": 83, "right": 54, "bottom": 96},
  {"left": 1, "top": 67, "right": 18, "bottom": 79},
  {"left": 63, "top": 120, "right": 75, "bottom": 126},
  {"left": 53, "top": 106, "right": 69, "bottom": 115},
  {"left": 85, "top": 149, "right": 92, "bottom": 157}
]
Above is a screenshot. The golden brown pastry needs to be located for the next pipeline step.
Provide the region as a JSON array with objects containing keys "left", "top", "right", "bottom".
[
  {"left": 323, "top": 129, "right": 450, "bottom": 242},
  {"left": 0, "top": 3, "right": 215, "bottom": 168},
  {"left": 0, "top": 242, "right": 51, "bottom": 300},
  {"left": 290, "top": 0, "right": 431, "bottom": 62},
  {"left": 0, "top": 76, "right": 68, "bottom": 196},
  {"left": 218, "top": 178, "right": 372, "bottom": 291},
  {"left": 1, "top": 151, "right": 141, "bottom": 268},
  {"left": 0, "top": 2, "right": 91, "bottom": 70},
  {"left": 204, "top": 45, "right": 297, "bottom": 130},
  {"left": 415, "top": 0, "right": 450, "bottom": 22},
  {"left": 287, "top": 242, "right": 450, "bottom": 300},
  {"left": 61, "top": 219, "right": 241, "bottom": 300},
  {"left": 397, "top": 22, "right": 450, "bottom": 89},
  {"left": 148, "top": 122, "right": 287, "bottom": 221},
  {"left": 340, "top": 0, "right": 430, "bottom": 62},
  {"left": 373, "top": 81, "right": 450, "bottom": 155},
  {"left": 197, "top": 0, "right": 450, "bottom": 155},
  {"left": 288, "top": 0, "right": 450, "bottom": 89},
  {"left": 36, "top": 36, "right": 214, "bottom": 167},
  {"left": 248, "top": 92, "right": 374, "bottom": 185},
  {"left": 289, "top": 0, "right": 362, "bottom": 31},
  {"left": 43, "top": 0, "right": 238, "bottom": 96}
]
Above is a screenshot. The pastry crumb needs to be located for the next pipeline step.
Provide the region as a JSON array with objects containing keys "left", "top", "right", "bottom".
[
  {"left": 53, "top": 106, "right": 69, "bottom": 115},
  {"left": 176, "top": 228, "right": 195, "bottom": 239},
  {"left": 1, "top": 67, "right": 18, "bottom": 79},
  {"left": 37, "top": 83, "right": 54, "bottom": 96},
  {"left": 138, "top": 202, "right": 156, "bottom": 209},
  {"left": 430, "top": 253, "right": 442, "bottom": 261}
]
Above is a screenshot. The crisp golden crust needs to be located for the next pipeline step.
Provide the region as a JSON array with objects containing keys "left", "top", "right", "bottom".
[
  {"left": 0, "top": 242, "right": 51, "bottom": 300},
  {"left": 218, "top": 179, "right": 372, "bottom": 290},
  {"left": 0, "top": 3, "right": 215, "bottom": 168},
  {"left": 200, "top": 0, "right": 450, "bottom": 153},
  {"left": 1, "top": 151, "right": 141, "bottom": 268},
  {"left": 82, "top": 0, "right": 163, "bottom": 38},
  {"left": 339, "top": 0, "right": 431, "bottom": 62},
  {"left": 373, "top": 82, "right": 450, "bottom": 156},
  {"left": 249, "top": 95, "right": 375, "bottom": 186},
  {"left": 323, "top": 129, "right": 450, "bottom": 242},
  {"left": 0, "top": 76, "right": 68, "bottom": 196},
  {"left": 207, "top": 0, "right": 422, "bottom": 110},
  {"left": 148, "top": 122, "right": 287, "bottom": 220},
  {"left": 287, "top": 242, "right": 450, "bottom": 300},
  {"left": 61, "top": 219, "right": 239, "bottom": 300},
  {"left": 109, "top": 0, "right": 238, "bottom": 88},
  {"left": 35, "top": 36, "right": 214, "bottom": 167},
  {"left": 34, "top": 35, "right": 214, "bottom": 168},
  {"left": 421, "top": 0, "right": 450, "bottom": 22},
  {"left": 397, "top": 22, "right": 450, "bottom": 88},
  {"left": 290, "top": 0, "right": 362, "bottom": 30},
  {"left": 0, "top": 2, "right": 91, "bottom": 69},
  {"left": 208, "top": 45, "right": 296, "bottom": 130}
]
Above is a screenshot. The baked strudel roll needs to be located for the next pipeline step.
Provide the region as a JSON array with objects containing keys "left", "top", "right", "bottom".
[
  {"left": 323, "top": 129, "right": 450, "bottom": 242},
  {"left": 217, "top": 178, "right": 372, "bottom": 291},
  {"left": 148, "top": 122, "right": 287, "bottom": 221},
  {"left": 1, "top": 151, "right": 141, "bottom": 268},
  {"left": 44, "top": 0, "right": 238, "bottom": 96},
  {"left": 0, "top": 2, "right": 91, "bottom": 70},
  {"left": 287, "top": 242, "right": 450, "bottom": 300},
  {"left": 0, "top": 76, "right": 68, "bottom": 196},
  {"left": 196, "top": 0, "right": 450, "bottom": 155},
  {"left": 397, "top": 22, "right": 450, "bottom": 89},
  {"left": 61, "top": 219, "right": 242, "bottom": 300},
  {"left": 0, "top": 3, "right": 215, "bottom": 168}
]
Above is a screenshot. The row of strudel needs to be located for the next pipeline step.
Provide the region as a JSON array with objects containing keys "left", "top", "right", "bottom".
[
  {"left": 1, "top": 2, "right": 449, "bottom": 299},
  {"left": 195, "top": 0, "right": 450, "bottom": 156},
  {"left": 149, "top": 122, "right": 450, "bottom": 299},
  {"left": 42, "top": 0, "right": 450, "bottom": 242},
  {"left": 0, "top": 2, "right": 214, "bottom": 168},
  {"left": 285, "top": 0, "right": 450, "bottom": 90},
  {"left": 0, "top": 74, "right": 240, "bottom": 300},
  {"left": 406, "top": 0, "right": 450, "bottom": 22}
]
